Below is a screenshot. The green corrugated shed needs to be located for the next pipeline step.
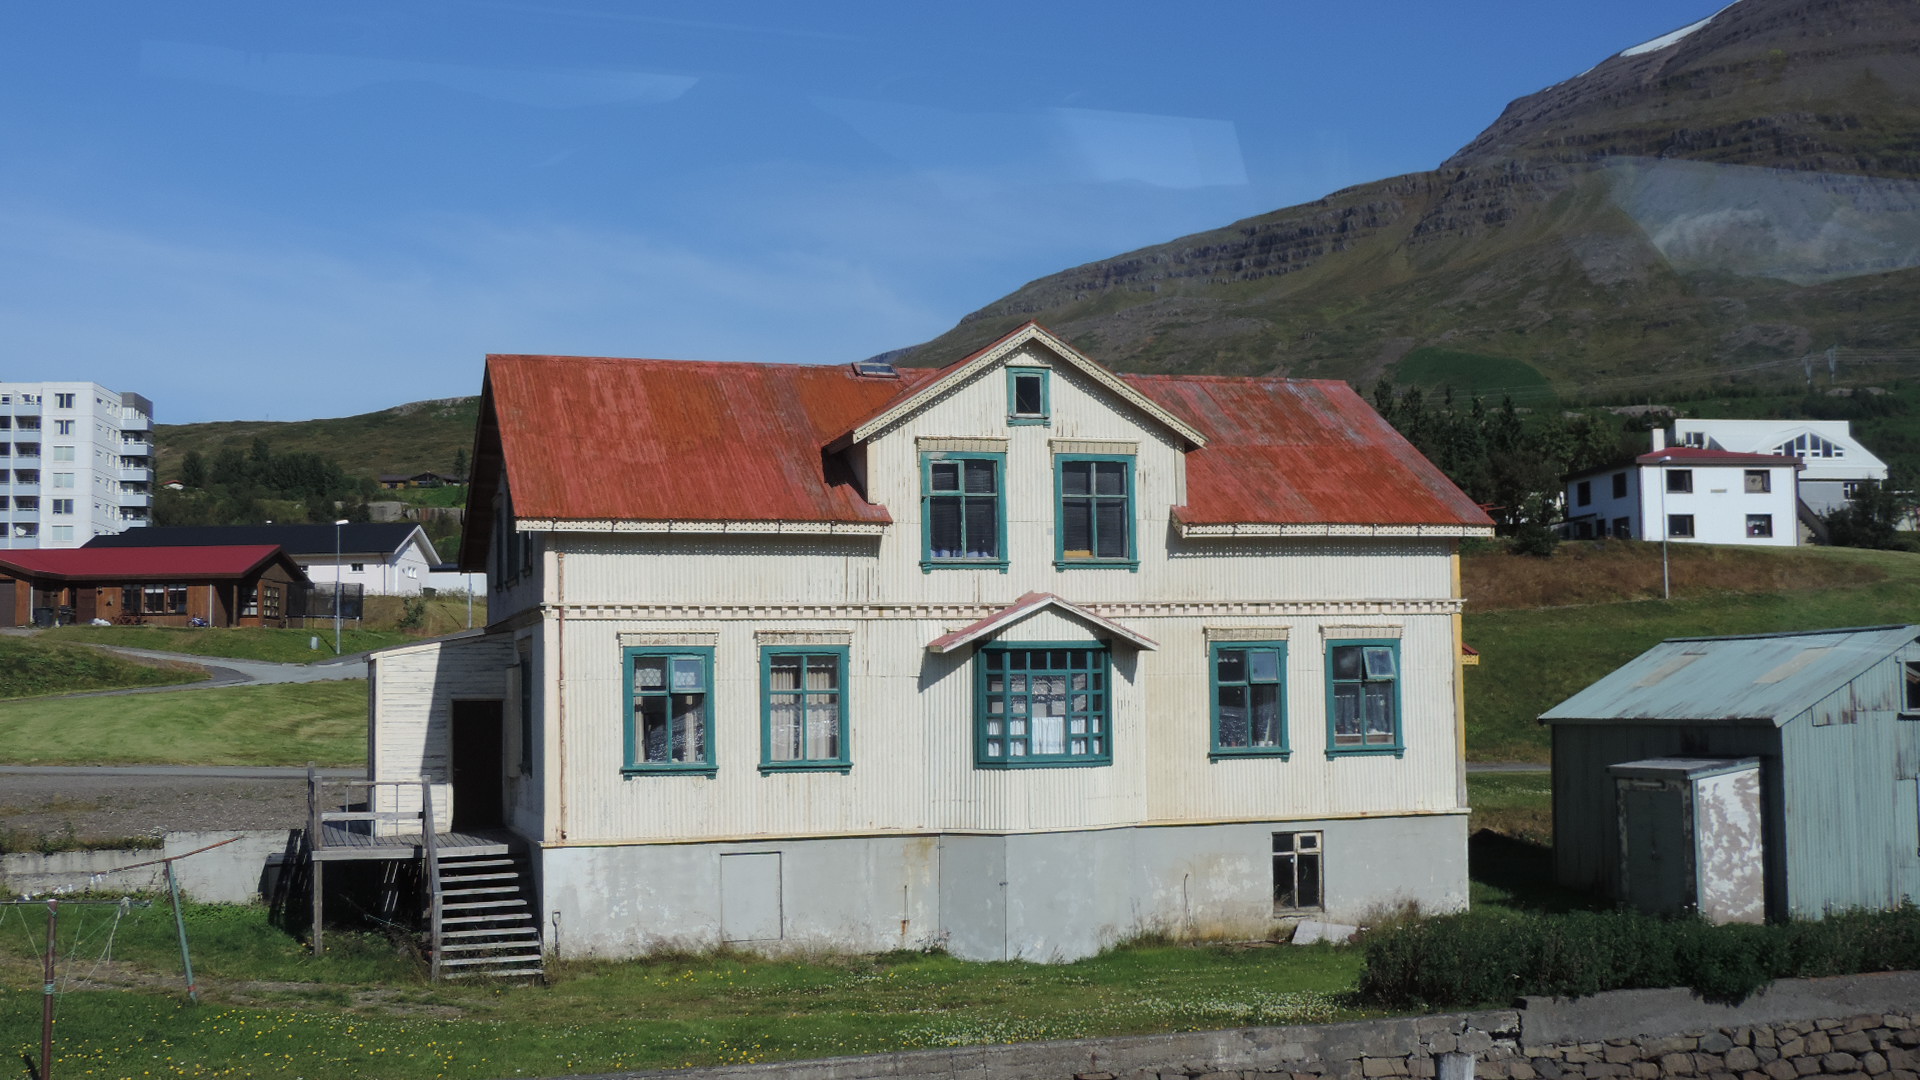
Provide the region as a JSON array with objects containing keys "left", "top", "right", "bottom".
[{"left": 1541, "top": 625, "right": 1920, "bottom": 919}]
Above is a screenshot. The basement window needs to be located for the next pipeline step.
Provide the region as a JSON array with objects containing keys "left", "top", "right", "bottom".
[
  {"left": 1668, "top": 514, "right": 1695, "bottom": 539},
  {"left": 1273, "top": 832, "right": 1323, "bottom": 912}
]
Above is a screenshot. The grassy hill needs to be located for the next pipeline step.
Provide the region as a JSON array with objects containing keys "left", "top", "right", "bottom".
[
  {"left": 1462, "top": 542, "right": 1920, "bottom": 762},
  {"left": 902, "top": 0, "right": 1920, "bottom": 397},
  {"left": 154, "top": 396, "right": 478, "bottom": 485}
]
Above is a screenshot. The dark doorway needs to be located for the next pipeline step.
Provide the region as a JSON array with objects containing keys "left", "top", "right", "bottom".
[{"left": 450, "top": 700, "right": 505, "bottom": 831}]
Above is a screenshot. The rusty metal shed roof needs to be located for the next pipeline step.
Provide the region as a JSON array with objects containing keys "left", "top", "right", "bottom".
[{"left": 1540, "top": 625, "right": 1920, "bottom": 727}]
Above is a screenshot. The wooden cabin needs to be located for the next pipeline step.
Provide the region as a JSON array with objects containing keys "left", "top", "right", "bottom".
[
  {"left": 356, "top": 322, "right": 1493, "bottom": 971},
  {"left": 0, "top": 544, "right": 307, "bottom": 627}
]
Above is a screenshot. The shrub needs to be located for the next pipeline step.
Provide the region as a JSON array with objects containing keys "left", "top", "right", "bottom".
[{"left": 1356, "top": 904, "right": 1920, "bottom": 1009}]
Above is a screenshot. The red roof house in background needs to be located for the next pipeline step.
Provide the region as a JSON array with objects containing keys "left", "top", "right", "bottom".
[{"left": 0, "top": 544, "right": 308, "bottom": 627}]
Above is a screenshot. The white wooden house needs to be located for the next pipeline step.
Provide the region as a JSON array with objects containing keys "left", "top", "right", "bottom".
[{"left": 364, "top": 323, "right": 1493, "bottom": 963}]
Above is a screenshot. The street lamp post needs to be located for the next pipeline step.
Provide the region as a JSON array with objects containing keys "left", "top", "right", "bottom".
[{"left": 333, "top": 518, "right": 348, "bottom": 654}]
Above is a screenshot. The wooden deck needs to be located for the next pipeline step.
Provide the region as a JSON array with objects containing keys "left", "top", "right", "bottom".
[{"left": 312, "top": 825, "right": 514, "bottom": 862}]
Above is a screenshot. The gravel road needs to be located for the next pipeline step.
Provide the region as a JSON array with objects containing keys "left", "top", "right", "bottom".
[{"left": 0, "top": 769, "right": 352, "bottom": 842}]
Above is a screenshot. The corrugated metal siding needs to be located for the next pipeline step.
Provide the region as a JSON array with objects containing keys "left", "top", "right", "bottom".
[
  {"left": 368, "top": 635, "right": 516, "bottom": 835},
  {"left": 1779, "top": 643, "right": 1920, "bottom": 916},
  {"left": 1552, "top": 724, "right": 1783, "bottom": 907},
  {"left": 548, "top": 609, "right": 1460, "bottom": 845}
]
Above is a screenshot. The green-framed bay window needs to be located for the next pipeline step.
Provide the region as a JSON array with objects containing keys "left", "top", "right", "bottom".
[
  {"left": 1324, "top": 639, "right": 1403, "bottom": 758},
  {"left": 976, "top": 643, "right": 1111, "bottom": 768},
  {"left": 921, "top": 451, "right": 1007, "bottom": 572},
  {"left": 760, "top": 646, "right": 851, "bottom": 773},
  {"left": 1210, "top": 641, "right": 1289, "bottom": 759},
  {"left": 1007, "top": 366, "right": 1050, "bottom": 425},
  {"left": 1054, "top": 454, "right": 1136, "bottom": 570},
  {"left": 623, "top": 647, "right": 716, "bottom": 774}
]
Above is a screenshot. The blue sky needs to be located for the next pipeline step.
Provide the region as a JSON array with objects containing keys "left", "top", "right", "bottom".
[{"left": 0, "top": 1, "right": 1730, "bottom": 423}]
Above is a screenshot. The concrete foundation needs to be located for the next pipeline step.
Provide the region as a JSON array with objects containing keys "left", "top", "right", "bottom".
[
  {"left": 0, "top": 830, "right": 294, "bottom": 903},
  {"left": 538, "top": 812, "right": 1467, "bottom": 961}
]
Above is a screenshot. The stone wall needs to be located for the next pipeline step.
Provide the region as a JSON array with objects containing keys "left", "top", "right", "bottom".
[{"left": 559, "top": 972, "right": 1920, "bottom": 1080}]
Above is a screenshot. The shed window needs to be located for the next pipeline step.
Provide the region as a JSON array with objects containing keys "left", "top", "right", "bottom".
[
  {"left": 624, "top": 648, "right": 714, "bottom": 773},
  {"left": 1668, "top": 514, "right": 1695, "bottom": 538},
  {"left": 1666, "top": 470, "right": 1693, "bottom": 494},
  {"left": 1055, "top": 455, "right": 1134, "bottom": 568},
  {"left": 1327, "top": 640, "right": 1401, "bottom": 756},
  {"left": 1212, "top": 642, "right": 1288, "bottom": 758},
  {"left": 1273, "top": 832, "right": 1323, "bottom": 911},
  {"left": 1745, "top": 470, "right": 1771, "bottom": 494},
  {"left": 977, "top": 645, "right": 1110, "bottom": 767},
  {"left": 1007, "top": 367, "right": 1049, "bottom": 425},
  {"left": 921, "top": 453, "right": 1004, "bottom": 569},
  {"left": 762, "top": 648, "right": 849, "bottom": 771},
  {"left": 1905, "top": 662, "right": 1920, "bottom": 714}
]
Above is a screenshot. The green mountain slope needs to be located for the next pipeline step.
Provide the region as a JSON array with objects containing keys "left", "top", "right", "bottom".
[
  {"left": 905, "top": 0, "right": 1920, "bottom": 393},
  {"left": 155, "top": 397, "right": 478, "bottom": 484}
]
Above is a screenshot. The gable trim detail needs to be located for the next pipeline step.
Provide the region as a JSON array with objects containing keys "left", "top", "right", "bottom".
[
  {"left": 842, "top": 324, "right": 1207, "bottom": 450},
  {"left": 925, "top": 591, "right": 1159, "bottom": 654}
]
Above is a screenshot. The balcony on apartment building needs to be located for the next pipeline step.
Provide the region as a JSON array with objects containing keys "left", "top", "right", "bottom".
[
  {"left": 12, "top": 444, "right": 41, "bottom": 465},
  {"left": 1, "top": 396, "right": 42, "bottom": 416},
  {"left": 120, "top": 439, "right": 155, "bottom": 457},
  {"left": 118, "top": 465, "right": 153, "bottom": 484},
  {"left": 115, "top": 488, "right": 150, "bottom": 507},
  {"left": 10, "top": 476, "right": 41, "bottom": 496}
]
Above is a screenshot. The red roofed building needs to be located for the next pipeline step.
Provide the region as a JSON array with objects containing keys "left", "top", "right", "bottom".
[
  {"left": 358, "top": 322, "right": 1492, "bottom": 972},
  {"left": 1563, "top": 429, "right": 1804, "bottom": 545},
  {"left": 0, "top": 544, "right": 308, "bottom": 628}
]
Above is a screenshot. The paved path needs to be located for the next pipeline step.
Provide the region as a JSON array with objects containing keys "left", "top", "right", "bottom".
[{"left": 17, "top": 643, "right": 370, "bottom": 701}]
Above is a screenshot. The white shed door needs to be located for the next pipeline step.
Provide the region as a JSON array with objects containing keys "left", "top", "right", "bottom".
[{"left": 719, "top": 852, "right": 783, "bottom": 942}]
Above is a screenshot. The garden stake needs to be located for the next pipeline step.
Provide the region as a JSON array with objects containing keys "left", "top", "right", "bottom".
[
  {"left": 41, "top": 898, "right": 56, "bottom": 1080},
  {"left": 167, "top": 861, "right": 198, "bottom": 1002}
]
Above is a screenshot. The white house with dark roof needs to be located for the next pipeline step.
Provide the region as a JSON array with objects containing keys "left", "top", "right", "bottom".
[
  {"left": 1563, "top": 431, "right": 1802, "bottom": 546},
  {"left": 356, "top": 323, "right": 1492, "bottom": 967}
]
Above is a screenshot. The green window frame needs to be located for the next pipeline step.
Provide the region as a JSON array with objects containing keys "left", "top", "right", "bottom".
[
  {"left": 920, "top": 451, "right": 1007, "bottom": 572},
  {"left": 1007, "top": 366, "right": 1050, "bottom": 425},
  {"left": 622, "top": 647, "right": 716, "bottom": 775},
  {"left": 759, "top": 646, "right": 851, "bottom": 773},
  {"left": 1324, "top": 639, "right": 1403, "bottom": 758},
  {"left": 975, "top": 643, "right": 1112, "bottom": 768},
  {"left": 1054, "top": 454, "right": 1136, "bottom": 570},
  {"left": 1210, "top": 641, "right": 1290, "bottom": 759}
]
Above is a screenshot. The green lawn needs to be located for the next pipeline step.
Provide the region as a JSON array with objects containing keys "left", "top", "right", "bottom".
[
  {"left": 1, "top": 902, "right": 1361, "bottom": 1078},
  {"left": 1464, "top": 547, "right": 1920, "bottom": 762},
  {"left": 0, "top": 634, "right": 203, "bottom": 700},
  {"left": 1465, "top": 771, "right": 1552, "bottom": 846},
  {"left": 1391, "top": 347, "right": 1552, "bottom": 398},
  {"left": 0, "top": 679, "right": 366, "bottom": 766},
  {"left": 37, "top": 624, "right": 413, "bottom": 664}
]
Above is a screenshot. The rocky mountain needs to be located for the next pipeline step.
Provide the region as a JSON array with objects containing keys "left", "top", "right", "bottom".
[{"left": 904, "top": 0, "right": 1920, "bottom": 396}]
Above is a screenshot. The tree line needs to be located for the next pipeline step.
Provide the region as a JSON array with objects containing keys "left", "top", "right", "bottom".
[{"left": 158, "top": 438, "right": 374, "bottom": 527}]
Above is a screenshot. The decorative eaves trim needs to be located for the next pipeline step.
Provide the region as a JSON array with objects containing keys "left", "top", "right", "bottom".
[
  {"left": 847, "top": 324, "right": 1207, "bottom": 449},
  {"left": 518, "top": 519, "right": 888, "bottom": 536},
  {"left": 926, "top": 591, "right": 1159, "bottom": 654},
  {"left": 1203, "top": 627, "right": 1290, "bottom": 642},
  {"left": 1176, "top": 521, "right": 1495, "bottom": 539}
]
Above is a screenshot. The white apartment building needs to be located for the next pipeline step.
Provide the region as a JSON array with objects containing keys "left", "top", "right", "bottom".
[
  {"left": 1563, "top": 430, "right": 1802, "bottom": 547},
  {"left": 0, "top": 383, "right": 153, "bottom": 549}
]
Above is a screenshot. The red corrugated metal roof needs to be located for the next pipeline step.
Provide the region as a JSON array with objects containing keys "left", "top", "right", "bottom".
[
  {"left": 1635, "top": 448, "right": 1804, "bottom": 467},
  {"left": 487, "top": 355, "right": 937, "bottom": 525},
  {"left": 476, "top": 343, "right": 1489, "bottom": 531},
  {"left": 0, "top": 545, "right": 289, "bottom": 581},
  {"left": 1125, "top": 375, "right": 1493, "bottom": 528}
]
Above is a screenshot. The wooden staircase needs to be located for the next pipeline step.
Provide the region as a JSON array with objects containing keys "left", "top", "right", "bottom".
[{"left": 428, "top": 845, "right": 545, "bottom": 980}]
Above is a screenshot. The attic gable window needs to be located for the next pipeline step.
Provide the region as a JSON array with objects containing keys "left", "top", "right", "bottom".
[
  {"left": 921, "top": 452, "right": 1006, "bottom": 571},
  {"left": 1778, "top": 432, "right": 1842, "bottom": 459},
  {"left": 1007, "top": 367, "right": 1049, "bottom": 426}
]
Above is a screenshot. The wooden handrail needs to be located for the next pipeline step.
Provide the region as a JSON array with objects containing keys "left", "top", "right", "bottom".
[
  {"left": 306, "top": 763, "right": 321, "bottom": 851},
  {"left": 421, "top": 777, "right": 443, "bottom": 981}
]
